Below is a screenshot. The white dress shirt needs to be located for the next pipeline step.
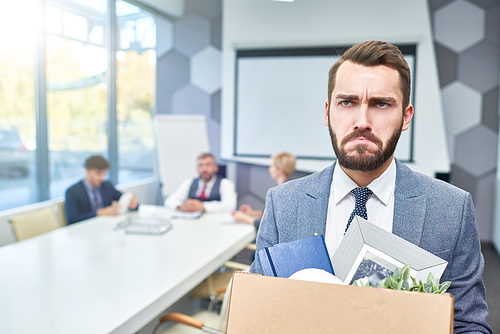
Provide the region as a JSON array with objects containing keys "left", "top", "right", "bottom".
[
  {"left": 165, "top": 176, "right": 237, "bottom": 212},
  {"left": 324, "top": 158, "right": 396, "bottom": 257}
]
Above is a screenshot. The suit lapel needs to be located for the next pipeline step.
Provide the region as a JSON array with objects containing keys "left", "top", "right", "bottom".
[
  {"left": 392, "top": 160, "right": 426, "bottom": 246},
  {"left": 78, "top": 180, "right": 93, "bottom": 212},
  {"left": 296, "top": 163, "right": 335, "bottom": 239}
]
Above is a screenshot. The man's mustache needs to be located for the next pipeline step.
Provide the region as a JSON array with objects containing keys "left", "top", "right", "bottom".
[{"left": 341, "top": 129, "right": 383, "bottom": 148}]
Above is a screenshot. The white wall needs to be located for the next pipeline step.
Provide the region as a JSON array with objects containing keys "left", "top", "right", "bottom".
[{"left": 221, "top": 0, "right": 449, "bottom": 177}]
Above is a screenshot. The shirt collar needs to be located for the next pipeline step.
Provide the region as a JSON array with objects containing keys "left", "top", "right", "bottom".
[
  {"left": 83, "top": 178, "right": 100, "bottom": 191},
  {"left": 198, "top": 175, "right": 217, "bottom": 187},
  {"left": 332, "top": 158, "right": 396, "bottom": 205}
]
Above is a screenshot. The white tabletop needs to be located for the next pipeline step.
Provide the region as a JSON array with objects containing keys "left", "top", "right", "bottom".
[{"left": 0, "top": 205, "right": 255, "bottom": 334}]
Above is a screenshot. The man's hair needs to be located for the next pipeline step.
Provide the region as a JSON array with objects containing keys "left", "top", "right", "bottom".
[
  {"left": 328, "top": 41, "right": 411, "bottom": 112},
  {"left": 84, "top": 155, "right": 110, "bottom": 170},
  {"left": 271, "top": 151, "right": 296, "bottom": 178},
  {"left": 197, "top": 152, "right": 216, "bottom": 162}
]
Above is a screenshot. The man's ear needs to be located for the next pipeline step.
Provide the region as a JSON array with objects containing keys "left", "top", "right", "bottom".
[
  {"left": 324, "top": 100, "right": 330, "bottom": 127},
  {"left": 402, "top": 104, "right": 414, "bottom": 131}
]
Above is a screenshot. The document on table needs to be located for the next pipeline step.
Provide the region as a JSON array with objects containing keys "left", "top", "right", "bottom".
[
  {"left": 171, "top": 211, "right": 203, "bottom": 219},
  {"left": 116, "top": 216, "right": 173, "bottom": 235}
]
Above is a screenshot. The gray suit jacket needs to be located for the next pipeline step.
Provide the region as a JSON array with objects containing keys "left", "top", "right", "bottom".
[{"left": 250, "top": 159, "right": 492, "bottom": 333}]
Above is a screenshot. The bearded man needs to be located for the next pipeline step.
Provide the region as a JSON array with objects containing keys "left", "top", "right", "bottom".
[{"left": 249, "top": 41, "right": 492, "bottom": 333}]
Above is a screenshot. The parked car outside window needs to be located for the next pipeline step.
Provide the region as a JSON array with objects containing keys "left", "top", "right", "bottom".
[{"left": 0, "top": 130, "right": 29, "bottom": 177}]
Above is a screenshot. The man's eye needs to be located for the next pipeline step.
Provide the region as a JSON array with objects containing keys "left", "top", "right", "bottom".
[
  {"left": 376, "top": 102, "right": 389, "bottom": 108},
  {"left": 340, "top": 101, "right": 352, "bottom": 106}
]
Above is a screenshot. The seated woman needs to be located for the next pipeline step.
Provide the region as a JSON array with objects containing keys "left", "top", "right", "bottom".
[{"left": 232, "top": 151, "right": 296, "bottom": 229}]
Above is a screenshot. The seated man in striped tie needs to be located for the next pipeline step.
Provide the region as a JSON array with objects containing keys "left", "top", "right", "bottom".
[
  {"left": 65, "top": 155, "right": 139, "bottom": 224},
  {"left": 165, "top": 152, "right": 237, "bottom": 212}
]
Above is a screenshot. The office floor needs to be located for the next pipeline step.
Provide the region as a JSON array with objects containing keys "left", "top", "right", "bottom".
[{"left": 482, "top": 242, "right": 500, "bottom": 333}]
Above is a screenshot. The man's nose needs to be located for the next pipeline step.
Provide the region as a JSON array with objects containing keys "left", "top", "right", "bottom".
[{"left": 353, "top": 103, "right": 371, "bottom": 131}]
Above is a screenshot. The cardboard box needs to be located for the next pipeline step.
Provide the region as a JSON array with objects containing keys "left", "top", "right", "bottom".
[{"left": 227, "top": 272, "right": 454, "bottom": 334}]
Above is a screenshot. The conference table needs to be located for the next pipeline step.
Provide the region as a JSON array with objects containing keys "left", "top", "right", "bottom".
[{"left": 0, "top": 205, "right": 255, "bottom": 334}]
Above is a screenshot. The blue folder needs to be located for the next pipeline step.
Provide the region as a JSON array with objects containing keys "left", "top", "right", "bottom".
[{"left": 258, "top": 235, "right": 334, "bottom": 278}]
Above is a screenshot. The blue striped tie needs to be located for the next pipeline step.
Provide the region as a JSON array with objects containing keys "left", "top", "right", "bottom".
[{"left": 345, "top": 187, "right": 372, "bottom": 233}]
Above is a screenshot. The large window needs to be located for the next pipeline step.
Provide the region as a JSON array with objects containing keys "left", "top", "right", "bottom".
[
  {"left": 0, "top": 1, "right": 37, "bottom": 210},
  {"left": 46, "top": 0, "right": 109, "bottom": 199},
  {"left": 116, "top": 0, "right": 156, "bottom": 184},
  {"left": 0, "top": 0, "right": 158, "bottom": 210}
]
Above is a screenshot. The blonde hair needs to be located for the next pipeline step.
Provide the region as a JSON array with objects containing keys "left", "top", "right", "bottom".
[{"left": 271, "top": 152, "right": 296, "bottom": 178}]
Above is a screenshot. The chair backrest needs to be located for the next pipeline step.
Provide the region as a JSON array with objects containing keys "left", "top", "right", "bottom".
[
  {"left": 10, "top": 207, "right": 60, "bottom": 241},
  {"left": 218, "top": 277, "right": 233, "bottom": 332},
  {"left": 54, "top": 200, "right": 68, "bottom": 226}
]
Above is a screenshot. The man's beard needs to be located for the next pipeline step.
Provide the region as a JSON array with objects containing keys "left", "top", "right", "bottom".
[{"left": 328, "top": 116, "right": 403, "bottom": 172}]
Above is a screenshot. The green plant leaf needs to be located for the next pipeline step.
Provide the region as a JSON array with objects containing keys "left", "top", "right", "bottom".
[
  {"left": 411, "top": 277, "right": 418, "bottom": 287},
  {"left": 401, "top": 264, "right": 411, "bottom": 280},
  {"left": 436, "top": 281, "right": 451, "bottom": 294},
  {"left": 432, "top": 279, "right": 439, "bottom": 292},
  {"left": 393, "top": 270, "right": 400, "bottom": 280}
]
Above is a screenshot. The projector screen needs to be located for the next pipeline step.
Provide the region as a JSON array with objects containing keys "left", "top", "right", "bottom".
[{"left": 234, "top": 46, "right": 416, "bottom": 161}]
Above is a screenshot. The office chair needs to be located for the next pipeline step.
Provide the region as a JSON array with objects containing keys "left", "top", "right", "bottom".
[
  {"left": 154, "top": 278, "right": 233, "bottom": 334},
  {"left": 189, "top": 244, "right": 254, "bottom": 310},
  {"left": 54, "top": 200, "right": 68, "bottom": 226},
  {"left": 10, "top": 206, "right": 60, "bottom": 241}
]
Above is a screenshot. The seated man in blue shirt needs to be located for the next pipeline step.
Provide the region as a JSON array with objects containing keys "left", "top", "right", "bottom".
[{"left": 65, "top": 155, "right": 139, "bottom": 224}]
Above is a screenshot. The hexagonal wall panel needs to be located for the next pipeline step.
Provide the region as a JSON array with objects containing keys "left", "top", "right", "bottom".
[
  {"left": 186, "top": 0, "right": 222, "bottom": 20},
  {"left": 237, "top": 163, "right": 251, "bottom": 194},
  {"left": 455, "top": 125, "right": 498, "bottom": 176},
  {"left": 428, "top": 0, "right": 454, "bottom": 10},
  {"left": 447, "top": 133, "right": 456, "bottom": 163},
  {"left": 434, "top": 0, "right": 485, "bottom": 52},
  {"left": 474, "top": 171, "right": 495, "bottom": 240},
  {"left": 211, "top": 90, "right": 221, "bottom": 122},
  {"left": 441, "top": 81, "right": 482, "bottom": 136},
  {"left": 468, "top": 0, "right": 498, "bottom": 8},
  {"left": 174, "top": 12, "right": 210, "bottom": 57},
  {"left": 482, "top": 87, "right": 499, "bottom": 132},
  {"left": 156, "top": 91, "right": 172, "bottom": 114},
  {"left": 249, "top": 163, "right": 275, "bottom": 197},
  {"left": 157, "top": 50, "right": 189, "bottom": 94},
  {"left": 156, "top": 16, "right": 174, "bottom": 59},
  {"left": 450, "top": 164, "right": 476, "bottom": 196},
  {"left": 207, "top": 117, "right": 221, "bottom": 159},
  {"left": 434, "top": 43, "right": 457, "bottom": 87},
  {"left": 172, "top": 84, "right": 210, "bottom": 117},
  {"left": 191, "top": 46, "right": 222, "bottom": 95},
  {"left": 486, "top": 3, "right": 500, "bottom": 46},
  {"left": 211, "top": 16, "right": 222, "bottom": 49},
  {"left": 237, "top": 193, "right": 265, "bottom": 211},
  {"left": 458, "top": 41, "right": 500, "bottom": 93}
]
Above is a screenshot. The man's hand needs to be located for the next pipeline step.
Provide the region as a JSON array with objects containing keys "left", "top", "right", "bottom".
[
  {"left": 232, "top": 211, "right": 255, "bottom": 225},
  {"left": 97, "top": 203, "right": 120, "bottom": 216},
  {"left": 239, "top": 204, "right": 253, "bottom": 214},
  {"left": 177, "top": 199, "right": 205, "bottom": 212},
  {"left": 129, "top": 196, "right": 139, "bottom": 210},
  {"left": 238, "top": 204, "right": 262, "bottom": 218}
]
